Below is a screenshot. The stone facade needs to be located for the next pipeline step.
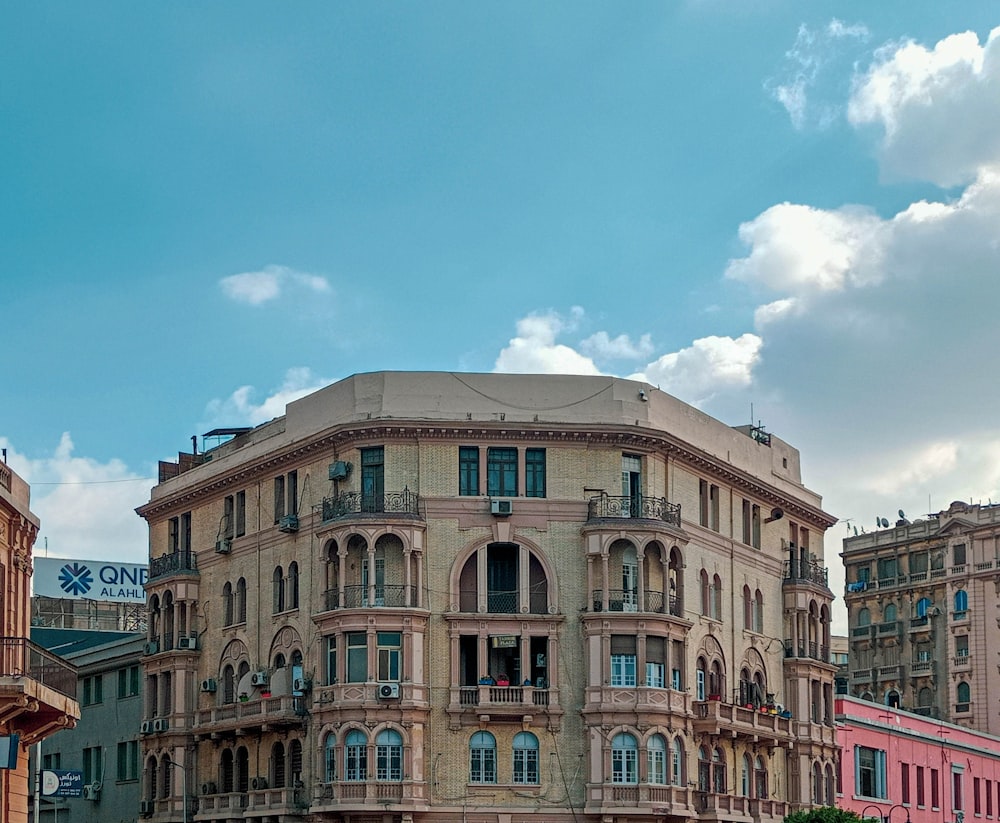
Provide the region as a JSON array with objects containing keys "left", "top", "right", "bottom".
[{"left": 136, "top": 371, "right": 839, "bottom": 823}]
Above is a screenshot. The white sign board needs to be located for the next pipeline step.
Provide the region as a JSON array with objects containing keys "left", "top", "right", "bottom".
[{"left": 34, "top": 557, "right": 148, "bottom": 603}]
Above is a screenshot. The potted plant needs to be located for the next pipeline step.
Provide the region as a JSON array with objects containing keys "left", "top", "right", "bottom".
[{"left": 239, "top": 692, "right": 249, "bottom": 703}]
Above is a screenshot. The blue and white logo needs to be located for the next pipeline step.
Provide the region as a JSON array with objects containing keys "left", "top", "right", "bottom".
[{"left": 58, "top": 563, "right": 93, "bottom": 597}]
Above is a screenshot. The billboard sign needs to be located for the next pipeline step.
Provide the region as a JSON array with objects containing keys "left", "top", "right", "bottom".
[
  {"left": 41, "top": 770, "right": 84, "bottom": 797},
  {"left": 34, "top": 558, "right": 148, "bottom": 603}
]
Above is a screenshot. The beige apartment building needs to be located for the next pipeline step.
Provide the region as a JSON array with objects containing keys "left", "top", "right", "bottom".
[
  {"left": 843, "top": 500, "right": 1000, "bottom": 733},
  {"left": 135, "top": 371, "right": 839, "bottom": 823},
  {"left": 0, "top": 461, "right": 80, "bottom": 823}
]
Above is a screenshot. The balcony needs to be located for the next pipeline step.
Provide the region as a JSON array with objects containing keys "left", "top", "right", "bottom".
[
  {"left": 588, "top": 783, "right": 692, "bottom": 815},
  {"left": 591, "top": 589, "right": 681, "bottom": 616},
  {"left": 782, "top": 640, "right": 830, "bottom": 663},
  {"left": 953, "top": 653, "right": 972, "bottom": 670},
  {"left": 323, "top": 584, "right": 417, "bottom": 610},
  {"left": 877, "top": 665, "right": 903, "bottom": 681},
  {"left": 148, "top": 550, "right": 198, "bottom": 581},
  {"left": 910, "top": 660, "right": 934, "bottom": 675},
  {"left": 198, "top": 792, "right": 248, "bottom": 815},
  {"left": 587, "top": 493, "right": 681, "bottom": 527},
  {"left": 691, "top": 699, "right": 794, "bottom": 747},
  {"left": 321, "top": 489, "right": 420, "bottom": 522},
  {"left": 0, "top": 637, "right": 79, "bottom": 744},
  {"left": 312, "top": 780, "right": 426, "bottom": 809},
  {"left": 245, "top": 785, "right": 309, "bottom": 816},
  {"left": 447, "top": 683, "right": 563, "bottom": 728},
  {"left": 193, "top": 695, "right": 306, "bottom": 738},
  {"left": 783, "top": 558, "right": 829, "bottom": 588}
]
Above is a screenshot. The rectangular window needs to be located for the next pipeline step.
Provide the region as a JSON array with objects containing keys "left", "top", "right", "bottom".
[
  {"left": 346, "top": 632, "right": 367, "bottom": 683},
  {"left": 954, "top": 544, "right": 967, "bottom": 565},
  {"left": 168, "top": 516, "right": 178, "bottom": 552},
  {"left": 513, "top": 746, "right": 539, "bottom": 784},
  {"left": 274, "top": 475, "right": 285, "bottom": 523},
  {"left": 611, "top": 655, "right": 637, "bottom": 687},
  {"left": 612, "top": 747, "right": 637, "bottom": 784},
  {"left": 525, "top": 448, "right": 546, "bottom": 498},
  {"left": 287, "top": 470, "right": 298, "bottom": 515},
  {"left": 470, "top": 745, "right": 497, "bottom": 784},
  {"left": 856, "top": 746, "right": 887, "bottom": 799},
  {"left": 117, "top": 665, "right": 140, "bottom": 698},
  {"left": 646, "top": 636, "right": 665, "bottom": 688},
  {"left": 975, "top": 777, "right": 982, "bottom": 815},
  {"left": 361, "top": 446, "right": 385, "bottom": 512},
  {"left": 957, "top": 635, "right": 969, "bottom": 656},
  {"left": 901, "top": 763, "right": 910, "bottom": 804},
  {"left": 459, "top": 447, "right": 479, "bottom": 496},
  {"left": 955, "top": 771, "right": 965, "bottom": 812},
  {"left": 235, "top": 490, "right": 246, "bottom": 536},
  {"left": 917, "top": 766, "right": 926, "bottom": 806},
  {"left": 987, "top": 779, "right": 993, "bottom": 817},
  {"left": 116, "top": 740, "right": 139, "bottom": 782},
  {"left": 346, "top": 740, "right": 367, "bottom": 781},
  {"left": 82, "top": 674, "right": 103, "bottom": 706},
  {"left": 42, "top": 753, "right": 61, "bottom": 770},
  {"left": 932, "top": 768, "right": 940, "bottom": 808},
  {"left": 696, "top": 668, "right": 706, "bottom": 701},
  {"left": 671, "top": 668, "right": 682, "bottom": 690},
  {"left": 326, "top": 636, "right": 338, "bottom": 685},
  {"left": 646, "top": 662, "right": 665, "bottom": 688},
  {"left": 699, "top": 480, "right": 709, "bottom": 526},
  {"left": 376, "top": 741, "right": 402, "bottom": 782},
  {"left": 487, "top": 447, "right": 518, "bottom": 497},
  {"left": 877, "top": 556, "right": 898, "bottom": 580},
  {"left": 82, "top": 746, "right": 101, "bottom": 785},
  {"left": 377, "top": 632, "right": 401, "bottom": 682},
  {"left": 223, "top": 495, "right": 235, "bottom": 539}
]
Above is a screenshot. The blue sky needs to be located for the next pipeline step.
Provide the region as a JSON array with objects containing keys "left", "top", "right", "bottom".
[{"left": 4, "top": 2, "right": 1000, "bottom": 629}]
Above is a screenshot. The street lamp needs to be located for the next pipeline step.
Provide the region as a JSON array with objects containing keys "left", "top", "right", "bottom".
[
  {"left": 861, "top": 804, "right": 885, "bottom": 823},
  {"left": 885, "top": 804, "right": 912, "bottom": 823},
  {"left": 164, "top": 759, "right": 188, "bottom": 823}
]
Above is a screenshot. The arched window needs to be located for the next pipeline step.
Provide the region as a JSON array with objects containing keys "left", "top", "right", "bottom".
[
  {"left": 611, "top": 733, "right": 638, "bottom": 784},
  {"left": 345, "top": 730, "right": 367, "bottom": 781},
  {"left": 470, "top": 731, "right": 497, "bottom": 784},
  {"left": 648, "top": 734, "right": 667, "bottom": 785},
  {"left": 220, "top": 749, "right": 234, "bottom": 793},
  {"left": 289, "top": 739, "right": 303, "bottom": 785},
  {"left": 884, "top": 603, "right": 897, "bottom": 622},
  {"left": 223, "top": 582, "right": 234, "bottom": 626},
  {"left": 886, "top": 690, "right": 901, "bottom": 709},
  {"left": 671, "top": 738, "right": 684, "bottom": 786},
  {"left": 955, "top": 589, "right": 968, "bottom": 614},
  {"left": 273, "top": 567, "right": 285, "bottom": 613},
  {"left": 160, "top": 755, "right": 172, "bottom": 798},
  {"left": 696, "top": 658, "right": 707, "bottom": 701},
  {"left": 741, "top": 754, "right": 752, "bottom": 796},
  {"left": 812, "top": 761, "right": 823, "bottom": 804},
  {"left": 712, "top": 748, "right": 726, "bottom": 793},
  {"left": 825, "top": 763, "right": 835, "bottom": 805},
  {"left": 743, "top": 586, "right": 753, "bottom": 630},
  {"left": 271, "top": 741, "right": 286, "bottom": 788},
  {"left": 288, "top": 561, "right": 300, "bottom": 610},
  {"left": 324, "top": 734, "right": 336, "bottom": 783},
  {"left": 754, "top": 756, "right": 768, "bottom": 798},
  {"left": 697, "top": 747, "right": 710, "bottom": 792},
  {"left": 236, "top": 578, "right": 247, "bottom": 623},
  {"left": 375, "top": 729, "right": 402, "bottom": 781},
  {"left": 915, "top": 597, "right": 931, "bottom": 618},
  {"left": 857, "top": 608, "right": 871, "bottom": 626},
  {"left": 957, "top": 681, "right": 971, "bottom": 704},
  {"left": 754, "top": 590, "right": 764, "bottom": 633},
  {"left": 274, "top": 653, "right": 287, "bottom": 670},
  {"left": 701, "top": 570, "right": 710, "bottom": 616},
  {"left": 146, "top": 756, "right": 159, "bottom": 801},
  {"left": 918, "top": 687, "right": 933, "bottom": 707},
  {"left": 513, "top": 731, "right": 539, "bottom": 785},
  {"left": 711, "top": 575, "right": 723, "bottom": 620},
  {"left": 222, "top": 665, "right": 235, "bottom": 704},
  {"left": 236, "top": 747, "right": 249, "bottom": 793}
]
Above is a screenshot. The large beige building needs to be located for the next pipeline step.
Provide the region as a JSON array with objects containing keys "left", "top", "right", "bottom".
[
  {"left": 0, "top": 461, "right": 80, "bottom": 823},
  {"left": 135, "top": 371, "right": 839, "bottom": 823},
  {"left": 842, "top": 500, "right": 1000, "bottom": 732}
]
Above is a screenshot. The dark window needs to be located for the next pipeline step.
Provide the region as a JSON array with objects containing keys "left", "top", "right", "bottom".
[
  {"left": 459, "top": 447, "right": 479, "bottom": 496},
  {"left": 487, "top": 448, "right": 518, "bottom": 497},
  {"left": 274, "top": 476, "right": 285, "bottom": 523},
  {"left": 117, "top": 741, "right": 139, "bottom": 781},
  {"left": 118, "top": 665, "right": 140, "bottom": 698},
  {"left": 954, "top": 544, "right": 967, "bottom": 565},
  {"left": 525, "top": 449, "right": 546, "bottom": 498},
  {"left": 361, "top": 447, "right": 385, "bottom": 512},
  {"left": 235, "top": 491, "right": 246, "bottom": 536},
  {"left": 347, "top": 632, "right": 367, "bottom": 682}
]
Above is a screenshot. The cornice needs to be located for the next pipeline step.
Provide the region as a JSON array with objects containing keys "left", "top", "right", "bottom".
[{"left": 136, "top": 419, "right": 836, "bottom": 529}]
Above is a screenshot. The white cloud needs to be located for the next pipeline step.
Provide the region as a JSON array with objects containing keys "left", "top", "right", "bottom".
[
  {"left": 219, "top": 264, "right": 331, "bottom": 306},
  {"left": 493, "top": 310, "right": 602, "bottom": 375},
  {"left": 864, "top": 441, "right": 960, "bottom": 496},
  {"left": 849, "top": 27, "right": 1000, "bottom": 186},
  {"left": 0, "top": 435, "right": 150, "bottom": 565},
  {"left": 580, "top": 331, "right": 655, "bottom": 361},
  {"left": 635, "top": 334, "right": 763, "bottom": 405},
  {"left": 203, "top": 367, "right": 333, "bottom": 427}
]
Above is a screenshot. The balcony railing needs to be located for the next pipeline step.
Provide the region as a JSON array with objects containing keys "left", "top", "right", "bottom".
[
  {"left": 587, "top": 493, "right": 681, "bottom": 527},
  {"left": 322, "top": 585, "right": 416, "bottom": 610},
  {"left": 149, "top": 550, "right": 197, "bottom": 581},
  {"left": 782, "top": 640, "right": 830, "bottom": 662},
  {"left": 321, "top": 489, "right": 420, "bottom": 521},
  {"left": 783, "top": 558, "right": 829, "bottom": 587},
  {"left": 0, "top": 637, "right": 78, "bottom": 698},
  {"left": 592, "top": 589, "right": 681, "bottom": 616}
]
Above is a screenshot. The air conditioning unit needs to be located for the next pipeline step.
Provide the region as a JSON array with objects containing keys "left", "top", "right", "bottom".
[
  {"left": 83, "top": 783, "right": 101, "bottom": 801},
  {"left": 250, "top": 671, "right": 269, "bottom": 687},
  {"left": 140, "top": 720, "right": 154, "bottom": 735},
  {"left": 278, "top": 514, "right": 300, "bottom": 533},
  {"left": 328, "top": 461, "right": 352, "bottom": 480},
  {"left": 178, "top": 636, "right": 198, "bottom": 651},
  {"left": 490, "top": 499, "right": 513, "bottom": 516},
  {"left": 292, "top": 677, "right": 310, "bottom": 692},
  {"left": 251, "top": 777, "right": 268, "bottom": 791},
  {"left": 152, "top": 718, "right": 169, "bottom": 733},
  {"left": 201, "top": 782, "right": 217, "bottom": 796},
  {"left": 378, "top": 682, "right": 400, "bottom": 699},
  {"left": 215, "top": 539, "right": 232, "bottom": 554},
  {"left": 143, "top": 639, "right": 159, "bottom": 655},
  {"left": 201, "top": 678, "right": 217, "bottom": 693},
  {"left": 139, "top": 800, "right": 155, "bottom": 817}
]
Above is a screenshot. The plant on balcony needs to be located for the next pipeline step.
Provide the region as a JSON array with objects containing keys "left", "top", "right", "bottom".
[{"left": 239, "top": 692, "right": 249, "bottom": 703}]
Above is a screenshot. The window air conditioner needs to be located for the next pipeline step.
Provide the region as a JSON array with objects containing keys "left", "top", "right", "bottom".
[
  {"left": 278, "top": 515, "right": 300, "bottom": 533},
  {"left": 140, "top": 720, "right": 154, "bottom": 735},
  {"left": 251, "top": 777, "right": 268, "bottom": 791},
  {"left": 250, "top": 671, "right": 269, "bottom": 687},
  {"left": 490, "top": 499, "right": 513, "bottom": 516},
  {"left": 139, "top": 801, "right": 155, "bottom": 817},
  {"left": 143, "top": 640, "right": 159, "bottom": 656},
  {"left": 292, "top": 677, "right": 310, "bottom": 692},
  {"left": 152, "top": 718, "right": 168, "bottom": 733},
  {"left": 201, "top": 678, "right": 217, "bottom": 693},
  {"left": 328, "top": 461, "right": 352, "bottom": 480},
  {"left": 83, "top": 784, "right": 101, "bottom": 801},
  {"left": 178, "top": 636, "right": 199, "bottom": 651},
  {"left": 378, "top": 683, "right": 400, "bottom": 699},
  {"left": 201, "top": 782, "right": 217, "bottom": 796},
  {"left": 215, "top": 539, "right": 232, "bottom": 554}
]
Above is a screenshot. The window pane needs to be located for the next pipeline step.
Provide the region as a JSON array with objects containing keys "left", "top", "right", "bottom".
[
  {"left": 525, "top": 448, "right": 546, "bottom": 498},
  {"left": 459, "top": 447, "right": 479, "bottom": 496}
]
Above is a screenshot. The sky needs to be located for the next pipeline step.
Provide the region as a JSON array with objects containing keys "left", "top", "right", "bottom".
[{"left": 4, "top": 2, "right": 1000, "bottom": 632}]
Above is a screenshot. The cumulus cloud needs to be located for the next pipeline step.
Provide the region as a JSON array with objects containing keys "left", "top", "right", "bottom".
[
  {"left": 493, "top": 310, "right": 602, "bottom": 375},
  {"left": 848, "top": 27, "right": 1000, "bottom": 186},
  {"left": 203, "top": 367, "right": 333, "bottom": 427},
  {"left": 580, "top": 331, "right": 655, "bottom": 361},
  {"left": 219, "top": 265, "right": 331, "bottom": 306},
  {"left": 767, "top": 18, "right": 870, "bottom": 129},
  {"left": 0, "top": 435, "right": 151, "bottom": 565}
]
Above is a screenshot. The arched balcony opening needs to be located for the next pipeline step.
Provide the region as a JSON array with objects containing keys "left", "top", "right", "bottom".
[
  {"left": 669, "top": 546, "right": 684, "bottom": 616},
  {"left": 323, "top": 532, "right": 422, "bottom": 610},
  {"left": 455, "top": 542, "right": 553, "bottom": 615}
]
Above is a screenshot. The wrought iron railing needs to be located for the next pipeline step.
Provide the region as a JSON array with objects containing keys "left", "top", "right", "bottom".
[
  {"left": 149, "top": 550, "right": 198, "bottom": 580},
  {"left": 0, "top": 636, "right": 78, "bottom": 699},
  {"left": 783, "top": 558, "right": 829, "bottom": 587},
  {"left": 321, "top": 489, "right": 420, "bottom": 521},
  {"left": 587, "top": 493, "right": 681, "bottom": 526},
  {"left": 591, "top": 589, "right": 680, "bottom": 616},
  {"left": 782, "top": 640, "right": 830, "bottom": 662}
]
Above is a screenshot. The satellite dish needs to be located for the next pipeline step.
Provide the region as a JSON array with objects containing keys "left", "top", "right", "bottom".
[
  {"left": 898, "top": 509, "right": 906, "bottom": 519},
  {"left": 853, "top": 526, "right": 858, "bottom": 536},
  {"left": 879, "top": 517, "right": 889, "bottom": 528}
]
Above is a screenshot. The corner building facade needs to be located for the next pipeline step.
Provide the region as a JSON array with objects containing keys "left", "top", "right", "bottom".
[{"left": 135, "top": 372, "right": 838, "bottom": 823}]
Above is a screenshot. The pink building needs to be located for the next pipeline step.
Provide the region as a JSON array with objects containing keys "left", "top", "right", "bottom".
[{"left": 838, "top": 695, "right": 1000, "bottom": 823}]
